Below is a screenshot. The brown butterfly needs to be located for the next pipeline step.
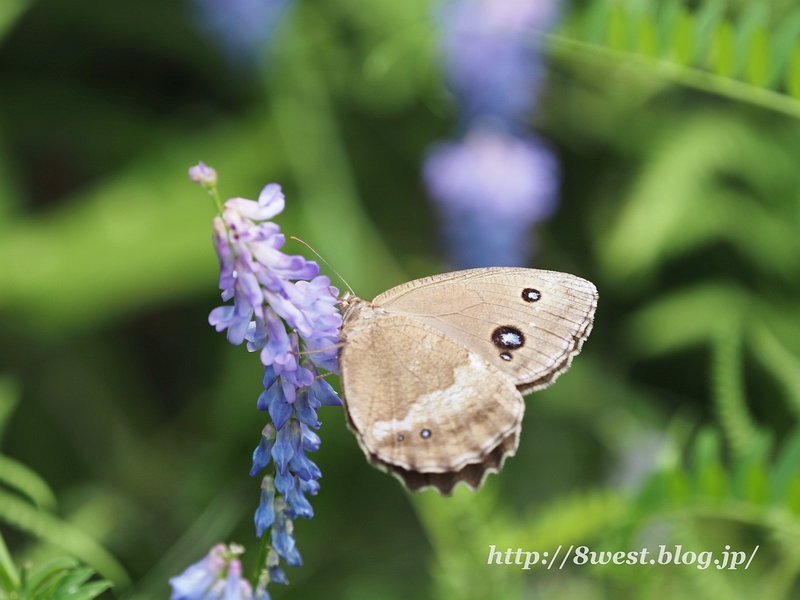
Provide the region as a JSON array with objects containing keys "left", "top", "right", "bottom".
[{"left": 338, "top": 267, "right": 597, "bottom": 494}]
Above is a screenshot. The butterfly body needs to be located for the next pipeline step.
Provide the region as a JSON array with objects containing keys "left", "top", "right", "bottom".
[{"left": 339, "top": 267, "right": 598, "bottom": 494}]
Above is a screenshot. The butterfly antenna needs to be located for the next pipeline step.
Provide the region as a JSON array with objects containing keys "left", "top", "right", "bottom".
[{"left": 290, "top": 236, "right": 355, "bottom": 296}]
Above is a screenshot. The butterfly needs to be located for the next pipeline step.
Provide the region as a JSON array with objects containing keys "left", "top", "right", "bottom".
[{"left": 337, "top": 267, "right": 598, "bottom": 494}]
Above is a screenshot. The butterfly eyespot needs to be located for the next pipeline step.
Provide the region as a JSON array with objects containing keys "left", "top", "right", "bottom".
[
  {"left": 522, "top": 288, "right": 541, "bottom": 302},
  {"left": 397, "top": 434, "right": 404, "bottom": 442},
  {"left": 421, "top": 429, "right": 431, "bottom": 439},
  {"left": 500, "top": 352, "right": 512, "bottom": 361},
  {"left": 492, "top": 326, "right": 525, "bottom": 350}
]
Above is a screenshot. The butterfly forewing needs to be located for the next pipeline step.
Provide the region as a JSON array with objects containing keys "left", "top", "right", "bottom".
[{"left": 370, "top": 268, "right": 598, "bottom": 392}]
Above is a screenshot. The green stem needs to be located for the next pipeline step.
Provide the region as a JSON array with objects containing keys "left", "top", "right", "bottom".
[
  {"left": 249, "top": 531, "right": 270, "bottom": 588},
  {"left": 0, "top": 530, "right": 19, "bottom": 592},
  {"left": 209, "top": 188, "right": 224, "bottom": 215}
]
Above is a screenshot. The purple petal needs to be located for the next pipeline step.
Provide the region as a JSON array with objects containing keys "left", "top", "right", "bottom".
[{"left": 309, "top": 377, "right": 342, "bottom": 407}]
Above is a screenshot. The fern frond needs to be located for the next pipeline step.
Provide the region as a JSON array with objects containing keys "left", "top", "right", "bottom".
[
  {"left": 711, "top": 323, "right": 763, "bottom": 460},
  {"left": 626, "top": 283, "right": 749, "bottom": 357},
  {"left": 750, "top": 324, "right": 800, "bottom": 417},
  {"left": 548, "top": 0, "right": 800, "bottom": 118},
  {"left": 596, "top": 113, "right": 799, "bottom": 282}
]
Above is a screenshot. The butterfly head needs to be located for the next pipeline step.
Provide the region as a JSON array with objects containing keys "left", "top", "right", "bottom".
[{"left": 339, "top": 291, "right": 364, "bottom": 325}]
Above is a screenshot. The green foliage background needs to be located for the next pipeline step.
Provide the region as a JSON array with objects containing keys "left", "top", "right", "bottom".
[{"left": 2, "top": 0, "right": 800, "bottom": 598}]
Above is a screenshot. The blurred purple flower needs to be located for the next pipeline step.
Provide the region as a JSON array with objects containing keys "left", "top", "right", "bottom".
[
  {"left": 193, "top": 0, "right": 292, "bottom": 64},
  {"left": 438, "top": 0, "right": 559, "bottom": 122},
  {"left": 169, "top": 544, "right": 252, "bottom": 600},
  {"left": 189, "top": 162, "right": 218, "bottom": 188},
  {"left": 423, "top": 126, "right": 559, "bottom": 268}
]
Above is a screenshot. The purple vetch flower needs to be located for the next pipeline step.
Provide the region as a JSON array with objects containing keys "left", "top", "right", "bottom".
[
  {"left": 193, "top": 165, "right": 343, "bottom": 597},
  {"left": 438, "top": 0, "right": 560, "bottom": 122},
  {"left": 192, "top": 0, "right": 293, "bottom": 64},
  {"left": 189, "top": 162, "right": 218, "bottom": 188},
  {"left": 169, "top": 544, "right": 253, "bottom": 600},
  {"left": 423, "top": 126, "right": 560, "bottom": 268}
]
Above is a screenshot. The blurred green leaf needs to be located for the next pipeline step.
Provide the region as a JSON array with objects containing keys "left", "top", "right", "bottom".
[
  {"left": 747, "top": 27, "right": 771, "bottom": 87},
  {"left": 670, "top": 8, "right": 694, "bottom": 65},
  {"left": 0, "top": 455, "right": 57, "bottom": 511},
  {"left": 0, "top": 489, "right": 129, "bottom": 589},
  {"left": 0, "top": 117, "right": 287, "bottom": 331},
  {"left": 692, "top": 428, "right": 729, "bottom": 501},
  {"left": 771, "top": 429, "right": 800, "bottom": 505},
  {"left": 23, "top": 560, "right": 111, "bottom": 600},
  {"left": 0, "top": 535, "right": 18, "bottom": 592},
  {"left": 769, "top": 11, "right": 800, "bottom": 88},
  {"left": 269, "top": 6, "right": 407, "bottom": 300},
  {"left": 0, "top": 0, "right": 30, "bottom": 42},
  {"left": 710, "top": 19, "right": 737, "bottom": 76},
  {"left": 694, "top": 0, "right": 725, "bottom": 67},
  {"left": 0, "top": 376, "right": 19, "bottom": 444}
]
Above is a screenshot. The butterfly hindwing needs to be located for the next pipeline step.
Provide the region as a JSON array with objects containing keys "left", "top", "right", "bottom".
[{"left": 340, "top": 310, "right": 524, "bottom": 494}]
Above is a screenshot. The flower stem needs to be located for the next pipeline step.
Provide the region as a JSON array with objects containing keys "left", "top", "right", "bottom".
[
  {"left": 210, "top": 188, "right": 224, "bottom": 215},
  {"left": 250, "top": 528, "right": 271, "bottom": 588}
]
